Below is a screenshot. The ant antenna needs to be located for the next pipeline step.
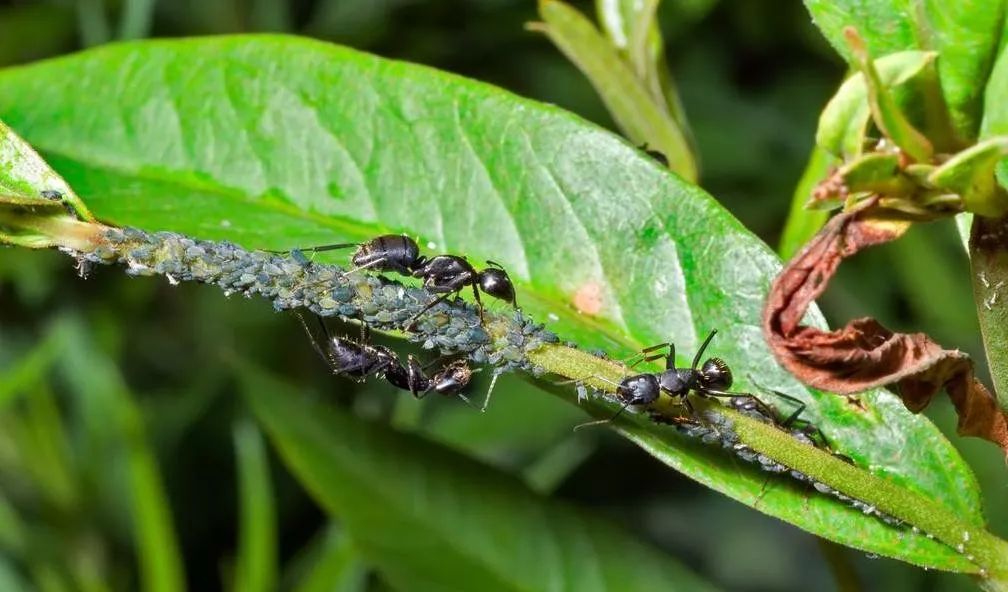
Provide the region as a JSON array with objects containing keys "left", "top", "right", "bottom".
[
  {"left": 691, "top": 329, "right": 718, "bottom": 370},
  {"left": 294, "top": 311, "right": 335, "bottom": 368},
  {"left": 553, "top": 374, "right": 621, "bottom": 388},
  {"left": 573, "top": 402, "right": 630, "bottom": 431}
]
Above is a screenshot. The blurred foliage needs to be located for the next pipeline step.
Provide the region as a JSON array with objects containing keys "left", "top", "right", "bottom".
[{"left": 0, "top": 0, "right": 1001, "bottom": 591}]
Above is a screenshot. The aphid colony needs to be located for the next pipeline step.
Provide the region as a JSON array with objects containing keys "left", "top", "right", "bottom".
[
  {"left": 273, "top": 235, "right": 903, "bottom": 527},
  {"left": 270, "top": 234, "right": 519, "bottom": 401},
  {"left": 73, "top": 222, "right": 901, "bottom": 529}
]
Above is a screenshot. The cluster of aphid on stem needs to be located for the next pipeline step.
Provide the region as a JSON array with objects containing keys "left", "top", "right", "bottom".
[
  {"left": 49, "top": 207, "right": 917, "bottom": 532},
  {"left": 267, "top": 233, "right": 520, "bottom": 406}
]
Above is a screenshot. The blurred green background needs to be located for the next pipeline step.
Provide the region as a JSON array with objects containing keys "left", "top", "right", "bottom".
[{"left": 0, "top": 0, "right": 998, "bottom": 590}]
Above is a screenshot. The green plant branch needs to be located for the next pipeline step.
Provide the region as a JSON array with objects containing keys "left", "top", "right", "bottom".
[
  {"left": 530, "top": 342, "right": 1008, "bottom": 579},
  {"left": 5, "top": 209, "right": 1007, "bottom": 580},
  {"left": 970, "top": 214, "right": 1008, "bottom": 414}
]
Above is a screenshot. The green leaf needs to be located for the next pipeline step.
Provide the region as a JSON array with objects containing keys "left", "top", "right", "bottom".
[
  {"left": 55, "top": 316, "right": 185, "bottom": 592},
  {"left": 0, "top": 324, "right": 63, "bottom": 411},
  {"left": 816, "top": 51, "right": 936, "bottom": 160},
  {"left": 0, "top": 555, "right": 31, "bottom": 592},
  {"left": 929, "top": 136, "right": 1008, "bottom": 217},
  {"left": 534, "top": 0, "right": 696, "bottom": 180},
  {"left": 594, "top": 0, "right": 694, "bottom": 144},
  {"left": 0, "top": 119, "right": 91, "bottom": 221},
  {"left": 0, "top": 36, "right": 986, "bottom": 564},
  {"left": 17, "top": 384, "right": 77, "bottom": 512},
  {"left": 242, "top": 364, "right": 716, "bottom": 592},
  {"left": 845, "top": 29, "right": 933, "bottom": 163},
  {"left": 0, "top": 492, "right": 26, "bottom": 555},
  {"left": 286, "top": 525, "right": 368, "bottom": 592},
  {"left": 233, "top": 420, "right": 277, "bottom": 592},
  {"left": 778, "top": 146, "right": 834, "bottom": 259},
  {"left": 804, "top": 0, "right": 1006, "bottom": 141}
]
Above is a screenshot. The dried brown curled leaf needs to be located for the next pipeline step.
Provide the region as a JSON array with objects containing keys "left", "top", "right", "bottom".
[{"left": 762, "top": 200, "right": 1008, "bottom": 453}]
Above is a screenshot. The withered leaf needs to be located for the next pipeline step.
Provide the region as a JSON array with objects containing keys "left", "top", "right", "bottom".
[{"left": 763, "top": 200, "right": 1008, "bottom": 453}]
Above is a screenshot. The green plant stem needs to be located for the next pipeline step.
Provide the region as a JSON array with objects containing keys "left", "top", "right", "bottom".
[
  {"left": 970, "top": 214, "right": 1008, "bottom": 414},
  {"left": 527, "top": 342, "right": 1008, "bottom": 580},
  {"left": 6, "top": 211, "right": 1007, "bottom": 581},
  {"left": 0, "top": 208, "right": 104, "bottom": 250}
]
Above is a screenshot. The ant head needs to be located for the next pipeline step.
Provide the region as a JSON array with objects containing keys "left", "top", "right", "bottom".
[
  {"left": 617, "top": 374, "right": 660, "bottom": 406},
  {"left": 699, "top": 357, "right": 732, "bottom": 390},
  {"left": 478, "top": 262, "right": 516, "bottom": 306},
  {"left": 432, "top": 360, "right": 473, "bottom": 395}
]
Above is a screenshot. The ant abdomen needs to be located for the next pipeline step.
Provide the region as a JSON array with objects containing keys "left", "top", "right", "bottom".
[{"left": 353, "top": 234, "right": 422, "bottom": 276}]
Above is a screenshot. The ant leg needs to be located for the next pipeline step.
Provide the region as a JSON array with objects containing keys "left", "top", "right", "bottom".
[
  {"left": 772, "top": 392, "right": 807, "bottom": 428},
  {"left": 621, "top": 341, "right": 670, "bottom": 367},
  {"left": 471, "top": 283, "right": 485, "bottom": 323},
  {"left": 753, "top": 475, "right": 774, "bottom": 510},
  {"left": 745, "top": 375, "right": 809, "bottom": 427},
  {"left": 626, "top": 353, "right": 666, "bottom": 370},
  {"left": 405, "top": 355, "right": 427, "bottom": 399},
  {"left": 405, "top": 290, "right": 457, "bottom": 330},
  {"left": 573, "top": 402, "right": 631, "bottom": 431},
  {"left": 691, "top": 329, "right": 718, "bottom": 370},
  {"left": 680, "top": 395, "right": 695, "bottom": 418},
  {"left": 701, "top": 388, "right": 759, "bottom": 400},
  {"left": 481, "top": 371, "right": 499, "bottom": 412},
  {"left": 553, "top": 375, "right": 621, "bottom": 389}
]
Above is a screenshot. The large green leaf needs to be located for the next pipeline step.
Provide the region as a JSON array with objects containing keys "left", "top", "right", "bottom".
[
  {"left": 0, "top": 36, "right": 986, "bottom": 565},
  {"left": 55, "top": 316, "right": 185, "bottom": 592},
  {"left": 242, "top": 363, "right": 715, "bottom": 592},
  {"left": 804, "top": 0, "right": 1005, "bottom": 141},
  {"left": 232, "top": 420, "right": 277, "bottom": 592}
]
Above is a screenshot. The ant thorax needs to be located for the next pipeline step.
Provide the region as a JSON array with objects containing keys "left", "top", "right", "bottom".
[
  {"left": 413, "top": 255, "right": 476, "bottom": 283},
  {"left": 657, "top": 368, "right": 696, "bottom": 397}
]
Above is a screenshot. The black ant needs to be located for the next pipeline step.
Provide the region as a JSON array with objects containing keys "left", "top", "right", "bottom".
[
  {"left": 294, "top": 312, "right": 473, "bottom": 401},
  {"left": 407, "top": 254, "right": 516, "bottom": 327},
  {"left": 573, "top": 329, "right": 764, "bottom": 428},
  {"left": 272, "top": 234, "right": 518, "bottom": 324}
]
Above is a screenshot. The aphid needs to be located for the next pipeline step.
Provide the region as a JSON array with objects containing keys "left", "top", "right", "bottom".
[
  {"left": 271, "top": 234, "right": 518, "bottom": 324},
  {"left": 638, "top": 143, "right": 669, "bottom": 167},
  {"left": 295, "top": 311, "right": 472, "bottom": 401},
  {"left": 39, "top": 189, "right": 80, "bottom": 219}
]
